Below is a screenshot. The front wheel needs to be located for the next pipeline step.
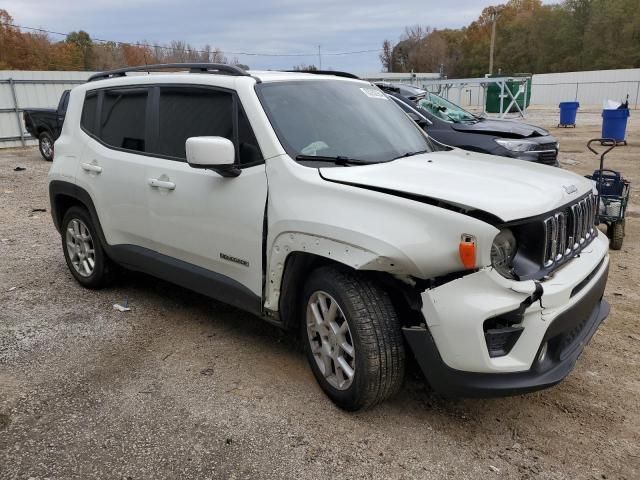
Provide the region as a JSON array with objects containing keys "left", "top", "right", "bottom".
[
  {"left": 302, "top": 266, "right": 405, "bottom": 410},
  {"left": 38, "top": 131, "right": 54, "bottom": 161}
]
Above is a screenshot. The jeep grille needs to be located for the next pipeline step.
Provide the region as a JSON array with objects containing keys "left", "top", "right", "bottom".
[{"left": 542, "top": 193, "right": 597, "bottom": 268}]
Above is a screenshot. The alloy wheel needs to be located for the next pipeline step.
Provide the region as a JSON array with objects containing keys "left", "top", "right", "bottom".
[
  {"left": 306, "top": 291, "right": 356, "bottom": 390},
  {"left": 65, "top": 218, "right": 96, "bottom": 277},
  {"left": 41, "top": 137, "right": 53, "bottom": 158}
]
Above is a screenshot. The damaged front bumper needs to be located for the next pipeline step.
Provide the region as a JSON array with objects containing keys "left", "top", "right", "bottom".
[{"left": 404, "top": 230, "right": 610, "bottom": 397}]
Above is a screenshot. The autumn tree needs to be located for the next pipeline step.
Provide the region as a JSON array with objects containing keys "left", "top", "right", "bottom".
[
  {"left": 66, "top": 30, "right": 94, "bottom": 70},
  {"left": 379, "top": 39, "right": 394, "bottom": 72},
  {"left": 380, "top": 0, "right": 640, "bottom": 76}
]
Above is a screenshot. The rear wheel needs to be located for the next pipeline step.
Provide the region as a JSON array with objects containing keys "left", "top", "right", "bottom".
[
  {"left": 61, "top": 206, "right": 115, "bottom": 288},
  {"left": 609, "top": 221, "right": 624, "bottom": 250},
  {"left": 302, "top": 266, "right": 405, "bottom": 410},
  {"left": 38, "top": 131, "right": 54, "bottom": 161}
]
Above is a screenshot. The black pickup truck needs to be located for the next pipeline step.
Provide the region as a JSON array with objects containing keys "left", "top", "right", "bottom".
[{"left": 23, "top": 90, "right": 70, "bottom": 161}]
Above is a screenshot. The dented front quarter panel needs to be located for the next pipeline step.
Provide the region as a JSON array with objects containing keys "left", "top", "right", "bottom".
[{"left": 264, "top": 155, "right": 499, "bottom": 311}]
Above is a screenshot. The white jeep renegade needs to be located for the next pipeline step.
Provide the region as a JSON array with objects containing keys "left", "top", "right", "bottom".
[{"left": 48, "top": 64, "right": 610, "bottom": 410}]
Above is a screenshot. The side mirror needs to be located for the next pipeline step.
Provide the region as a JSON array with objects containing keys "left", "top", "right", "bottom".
[{"left": 186, "top": 136, "right": 240, "bottom": 177}]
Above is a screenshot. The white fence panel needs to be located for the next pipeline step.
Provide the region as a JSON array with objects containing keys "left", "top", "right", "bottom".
[
  {"left": 365, "top": 68, "right": 640, "bottom": 109},
  {"left": 0, "top": 71, "right": 90, "bottom": 148},
  {"left": 1, "top": 68, "right": 639, "bottom": 148},
  {"left": 531, "top": 68, "right": 640, "bottom": 107}
]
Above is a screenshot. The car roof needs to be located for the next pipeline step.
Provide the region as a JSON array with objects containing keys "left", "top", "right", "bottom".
[
  {"left": 84, "top": 67, "right": 367, "bottom": 88},
  {"left": 249, "top": 70, "right": 365, "bottom": 83}
]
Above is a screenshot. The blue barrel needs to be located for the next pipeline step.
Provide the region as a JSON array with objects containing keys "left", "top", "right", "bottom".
[
  {"left": 559, "top": 101, "right": 579, "bottom": 126},
  {"left": 602, "top": 109, "right": 630, "bottom": 142}
]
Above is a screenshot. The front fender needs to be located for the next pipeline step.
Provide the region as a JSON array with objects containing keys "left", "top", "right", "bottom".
[
  {"left": 264, "top": 231, "right": 405, "bottom": 310},
  {"left": 264, "top": 155, "right": 499, "bottom": 311}
]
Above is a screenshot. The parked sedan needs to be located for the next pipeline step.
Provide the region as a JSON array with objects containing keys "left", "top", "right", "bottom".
[{"left": 378, "top": 83, "right": 559, "bottom": 166}]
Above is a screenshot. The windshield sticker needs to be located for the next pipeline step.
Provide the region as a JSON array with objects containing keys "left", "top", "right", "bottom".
[{"left": 360, "top": 88, "right": 388, "bottom": 100}]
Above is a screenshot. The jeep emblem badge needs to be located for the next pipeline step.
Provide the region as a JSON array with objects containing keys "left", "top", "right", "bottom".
[{"left": 563, "top": 184, "right": 578, "bottom": 194}]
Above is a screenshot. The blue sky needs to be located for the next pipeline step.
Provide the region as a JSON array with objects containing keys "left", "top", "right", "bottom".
[{"left": 5, "top": 0, "right": 560, "bottom": 73}]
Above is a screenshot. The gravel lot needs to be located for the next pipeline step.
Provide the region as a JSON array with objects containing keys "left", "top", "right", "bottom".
[{"left": 1, "top": 106, "right": 639, "bottom": 479}]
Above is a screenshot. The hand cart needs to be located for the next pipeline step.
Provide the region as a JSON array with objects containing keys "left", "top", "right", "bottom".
[{"left": 585, "top": 138, "right": 631, "bottom": 250}]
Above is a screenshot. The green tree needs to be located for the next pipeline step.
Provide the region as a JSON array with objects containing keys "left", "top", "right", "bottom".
[
  {"left": 66, "top": 30, "right": 94, "bottom": 69},
  {"left": 380, "top": 0, "right": 640, "bottom": 76}
]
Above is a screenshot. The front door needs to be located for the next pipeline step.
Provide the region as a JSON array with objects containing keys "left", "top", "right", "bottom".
[{"left": 145, "top": 85, "right": 267, "bottom": 298}]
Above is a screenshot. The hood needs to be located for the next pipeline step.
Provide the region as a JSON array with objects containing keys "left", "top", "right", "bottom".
[
  {"left": 319, "top": 150, "right": 592, "bottom": 222},
  {"left": 452, "top": 118, "right": 549, "bottom": 138}
]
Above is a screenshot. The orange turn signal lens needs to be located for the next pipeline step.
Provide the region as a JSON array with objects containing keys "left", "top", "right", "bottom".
[{"left": 459, "top": 234, "right": 476, "bottom": 269}]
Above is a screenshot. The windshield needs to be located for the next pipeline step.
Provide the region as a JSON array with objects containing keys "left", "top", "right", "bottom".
[
  {"left": 257, "top": 80, "right": 433, "bottom": 164},
  {"left": 417, "top": 92, "right": 477, "bottom": 123}
]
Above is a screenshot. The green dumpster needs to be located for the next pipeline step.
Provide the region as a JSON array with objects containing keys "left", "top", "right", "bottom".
[{"left": 485, "top": 75, "right": 532, "bottom": 114}]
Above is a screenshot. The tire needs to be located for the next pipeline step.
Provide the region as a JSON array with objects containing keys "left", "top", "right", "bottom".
[
  {"left": 301, "top": 266, "right": 405, "bottom": 410},
  {"left": 38, "top": 131, "right": 54, "bottom": 161},
  {"left": 61, "top": 206, "right": 115, "bottom": 288},
  {"left": 609, "top": 222, "right": 624, "bottom": 250}
]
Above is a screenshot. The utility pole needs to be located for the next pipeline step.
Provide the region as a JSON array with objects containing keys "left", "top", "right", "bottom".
[
  {"left": 318, "top": 45, "right": 322, "bottom": 70},
  {"left": 489, "top": 8, "right": 499, "bottom": 75}
]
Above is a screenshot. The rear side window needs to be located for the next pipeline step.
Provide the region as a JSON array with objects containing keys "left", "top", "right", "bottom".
[
  {"left": 152, "top": 87, "right": 233, "bottom": 160},
  {"left": 80, "top": 92, "right": 98, "bottom": 135},
  {"left": 81, "top": 85, "right": 262, "bottom": 165},
  {"left": 100, "top": 88, "right": 148, "bottom": 152}
]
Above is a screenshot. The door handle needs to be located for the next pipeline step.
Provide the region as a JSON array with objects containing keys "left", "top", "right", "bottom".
[
  {"left": 148, "top": 178, "right": 176, "bottom": 190},
  {"left": 81, "top": 163, "right": 102, "bottom": 173}
]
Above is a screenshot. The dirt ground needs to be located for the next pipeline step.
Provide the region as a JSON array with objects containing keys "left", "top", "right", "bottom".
[{"left": 1, "top": 106, "right": 639, "bottom": 479}]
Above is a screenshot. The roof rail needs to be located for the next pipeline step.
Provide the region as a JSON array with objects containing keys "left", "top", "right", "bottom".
[
  {"left": 284, "top": 70, "right": 360, "bottom": 80},
  {"left": 88, "top": 63, "right": 250, "bottom": 82}
]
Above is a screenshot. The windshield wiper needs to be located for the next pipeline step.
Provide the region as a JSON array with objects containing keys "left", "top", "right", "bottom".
[
  {"left": 392, "top": 149, "right": 429, "bottom": 160},
  {"left": 295, "top": 154, "right": 369, "bottom": 165}
]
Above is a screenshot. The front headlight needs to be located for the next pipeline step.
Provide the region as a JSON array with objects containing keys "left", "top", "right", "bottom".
[
  {"left": 495, "top": 139, "right": 538, "bottom": 152},
  {"left": 491, "top": 228, "right": 517, "bottom": 278}
]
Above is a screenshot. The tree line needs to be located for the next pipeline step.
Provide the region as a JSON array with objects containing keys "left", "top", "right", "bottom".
[
  {"left": 1, "top": 1, "right": 639, "bottom": 75},
  {"left": 380, "top": 0, "right": 640, "bottom": 77},
  {"left": 0, "top": 9, "right": 247, "bottom": 71}
]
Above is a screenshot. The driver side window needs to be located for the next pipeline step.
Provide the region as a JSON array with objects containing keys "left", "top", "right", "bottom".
[{"left": 149, "top": 86, "right": 263, "bottom": 165}]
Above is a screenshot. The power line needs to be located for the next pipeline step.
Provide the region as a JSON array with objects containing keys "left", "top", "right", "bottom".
[{"left": 1, "top": 22, "right": 382, "bottom": 58}]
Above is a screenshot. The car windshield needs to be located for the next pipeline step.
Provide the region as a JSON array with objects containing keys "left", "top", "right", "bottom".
[
  {"left": 417, "top": 92, "right": 477, "bottom": 123},
  {"left": 257, "top": 80, "right": 433, "bottom": 164}
]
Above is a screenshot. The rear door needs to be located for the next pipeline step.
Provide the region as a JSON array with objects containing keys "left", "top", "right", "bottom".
[
  {"left": 145, "top": 85, "right": 267, "bottom": 297},
  {"left": 76, "top": 87, "right": 152, "bottom": 249}
]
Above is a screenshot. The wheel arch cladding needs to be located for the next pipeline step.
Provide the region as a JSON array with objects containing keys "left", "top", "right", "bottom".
[
  {"left": 49, "top": 181, "right": 107, "bottom": 247},
  {"left": 51, "top": 193, "right": 82, "bottom": 231},
  {"left": 265, "top": 232, "right": 396, "bottom": 311},
  {"left": 271, "top": 238, "right": 426, "bottom": 332}
]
